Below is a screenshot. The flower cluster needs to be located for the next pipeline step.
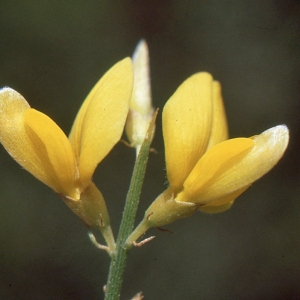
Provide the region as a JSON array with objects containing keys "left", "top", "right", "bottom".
[{"left": 0, "top": 41, "right": 289, "bottom": 246}]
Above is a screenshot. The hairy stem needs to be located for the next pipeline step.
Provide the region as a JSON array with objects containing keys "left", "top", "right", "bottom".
[{"left": 104, "top": 111, "right": 157, "bottom": 300}]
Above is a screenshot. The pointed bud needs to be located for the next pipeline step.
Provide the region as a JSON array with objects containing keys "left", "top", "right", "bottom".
[{"left": 126, "top": 40, "right": 155, "bottom": 155}]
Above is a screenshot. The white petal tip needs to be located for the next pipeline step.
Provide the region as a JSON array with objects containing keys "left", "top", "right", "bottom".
[
  {"left": 133, "top": 39, "right": 148, "bottom": 61},
  {"left": 263, "top": 124, "right": 289, "bottom": 149},
  {"left": 0, "top": 87, "right": 18, "bottom": 95}
]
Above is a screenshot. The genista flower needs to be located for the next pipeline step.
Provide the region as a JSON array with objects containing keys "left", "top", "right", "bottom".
[
  {"left": 127, "top": 72, "right": 289, "bottom": 240},
  {"left": 0, "top": 58, "right": 133, "bottom": 228},
  {"left": 125, "top": 40, "right": 155, "bottom": 155}
]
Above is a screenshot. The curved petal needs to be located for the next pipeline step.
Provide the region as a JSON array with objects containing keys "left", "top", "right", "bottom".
[
  {"left": 0, "top": 88, "right": 79, "bottom": 199},
  {"left": 69, "top": 58, "right": 133, "bottom": 188},
  {"left": 163, "top": 72, "right": 213, "bottom": 192},
  {"left": 198, "top": 200, "right": 234, "bottom": 213},
  {"left": 198, "top": 185, "right": 249, "bottom": 213},
  {"left": 180, "top": 125, "right": 289, "bottom": 204},
  {"left": 179, "top": 137, "right": 253, "bottom": 202},
  {"left": 206, "top": 81, "right": 229, "bottom": 150},
  {"left": 24, "top": 109, "right": 80, "bottom": 199},
  {"left": 0, "top": 88, "right": 33, "bottom": 171}
]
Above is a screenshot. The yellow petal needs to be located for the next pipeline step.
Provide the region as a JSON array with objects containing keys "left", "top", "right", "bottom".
[
  {"left": 198, "top": 185, "right": 249, "bottom": 213},
  {"left": 69, "top": 58, "right": 133, "bottom": 188},
  {"left": 0, "top": 88, "right": 33, "bottom": 171},
  {"left": 0, "top": 88, "right": 79, "bottom": 199},
  {"left": 24, "top": 109, "right": 79, "bottom": 198},
  {"left": 0, "top": 88, "right": 45, "bottom": 185},
  {"left": 198, "top": 200, "right": 234, "bottom": 213},
  {"left": 206, "top": 81, "right": 229, "bottom": 149},
  {"left": 163, "top": 72, "right": 214, "bottom": 192},
  {"left": 180, "top": 125, "right": 289, "bottom": 204},
  {"left": 178, "top": 138, "right": 254, "bottom": 202}
]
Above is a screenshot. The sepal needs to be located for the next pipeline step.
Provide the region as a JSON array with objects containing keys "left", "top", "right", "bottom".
[
  {"left": 61, "top": 181, "right": 110, "bottom": 228},
  {"left": 143, "top": 187, "right": 197, "bottom": 228}
]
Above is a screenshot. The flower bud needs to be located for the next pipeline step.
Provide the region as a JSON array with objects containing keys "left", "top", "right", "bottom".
[{"left": 126, "top": 40, "right": 155, "bottom": 155}]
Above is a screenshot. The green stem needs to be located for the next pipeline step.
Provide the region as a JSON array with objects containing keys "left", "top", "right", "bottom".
[
  {"left": 124, "top": 219, "right": 150, "bottom": 249},
  {"left": 100, "top": 225, "right": 116, "bottom": 254},
  {"left": 104, "top": 112, "right": 157, "bottom": 300}
]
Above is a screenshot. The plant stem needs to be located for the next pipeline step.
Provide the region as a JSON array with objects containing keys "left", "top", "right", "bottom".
[
  {"left": 124, "top": 219, "right": 150, "bottom": 249},
  {"left": 104, "top": 112, "right": 157, "bottom": 300},
  {"left": 100, "top": 225, "right": 116, "bottom": 254}
]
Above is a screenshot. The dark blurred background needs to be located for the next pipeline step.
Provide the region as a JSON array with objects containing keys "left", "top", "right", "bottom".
[{"left": 0, "top": 1, "right": 299, "bottom": 299}]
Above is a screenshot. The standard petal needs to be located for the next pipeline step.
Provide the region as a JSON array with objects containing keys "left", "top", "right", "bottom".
[
  {"left": 180, "top": 125, "right": 289, "bottom": 204},
  {"left": 69, "top": 58, "right": 133, "bottom": 188},
  {"left": 206, "top": 81, "right": 229, "bottom": 149},
  {"left": 163, "top": 72, "right": 214, "bottom": 192},
  {"left": 24, "top": 109, "right": 80, "bottom": 199}
]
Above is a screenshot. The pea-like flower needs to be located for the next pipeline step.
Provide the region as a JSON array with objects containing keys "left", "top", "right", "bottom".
[
  {"left": 127, "top": 72, "right": 289, "bottom": 241},
  {"left": 0, "top": 58, "right": 133, "bottom": 229}
]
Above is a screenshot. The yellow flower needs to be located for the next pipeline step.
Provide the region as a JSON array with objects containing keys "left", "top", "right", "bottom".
[
  {"left": 131, "top": 72, "right": 289, "bottom": 232},
  {"left": 0, "top": 58, "right": 133, "bottom": 227}
]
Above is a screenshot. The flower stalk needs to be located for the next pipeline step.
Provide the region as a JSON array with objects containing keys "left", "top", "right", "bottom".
[{"left": 104, "top": 110, "right": 157, "bottom": 300}]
